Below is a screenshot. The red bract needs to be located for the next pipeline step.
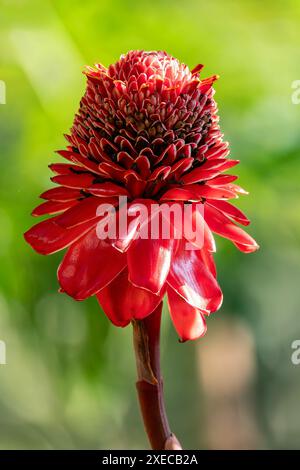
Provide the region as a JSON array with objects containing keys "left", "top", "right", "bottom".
[{"left": 24, "top": 50, "right": 258, "bottom": 341}]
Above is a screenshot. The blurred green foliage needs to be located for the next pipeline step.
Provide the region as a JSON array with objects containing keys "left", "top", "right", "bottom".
[{"left": 0, "top": 0, "right": 300, "bottom": 449}]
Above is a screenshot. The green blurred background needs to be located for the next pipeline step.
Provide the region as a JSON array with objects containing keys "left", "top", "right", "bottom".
[{"left": 1, "top": 0, "right": 300, "bottom": 449}]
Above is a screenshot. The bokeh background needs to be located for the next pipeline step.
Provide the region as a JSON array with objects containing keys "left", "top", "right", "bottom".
[{"left": 0, "top": 0, "right": 300, "bottom": 450}]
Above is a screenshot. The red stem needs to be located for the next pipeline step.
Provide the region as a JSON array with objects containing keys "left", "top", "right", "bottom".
[{"left": 132, "top": 303, "right": 182, "bottom": 450}]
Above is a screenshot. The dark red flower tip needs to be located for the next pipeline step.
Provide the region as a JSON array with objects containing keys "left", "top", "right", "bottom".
[{"left": 24, "top": 50, "right": 259, "bottom": 341}]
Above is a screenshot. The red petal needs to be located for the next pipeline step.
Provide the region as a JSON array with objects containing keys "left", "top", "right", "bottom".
[
  {"left": 183, "top": 202, "right": 216, "bottom": 252},
  {"left": 112, "top": 208, "right": 140, "bottom": 253},
  {"left": 58, "top": 230, "right": 126, "bottom": 300},
  {"left": 158, "top": 144, "right": 177, "bottom": 165},
  {"left": 208, "top": 174, "right": 238, "bottom": 185},
  {"left": 128, "top": 236, "right": 175, "bottom": 294},
  {"left": 112, "top": 199, "right": 157, "bottom": 253},
  {"left": 124, "top": 172, "right": 147, "bottom": 198},
  {"left": 196, "top": 155, "right": 223, "bottom": 167},
  {"left": 180, "top": 167, "right": 226, "bottom": 184},
  {"left": 51, "top": 173, "right": 95, "bottom": 189},
  {"left": 49, "top": 163, "right": 84, "bottom": 175},
  {"left": 160, "top": 187, "right": 199, "bottom": 202},
  {"left": 233, "top": 241, "right": 260, "bottom": 253},
  {"left": 96, "top": 268, "right": 163, "bottom": 326},
  {"left": 70, "top": 153, "right": 102, "bottom": 174},
  {"left": 227, "top": 183, "right": 249, "bottom": 195},
  {"left": 167, "top": 287, "right": 207, "bottom": 341},
  {"left": 98, "top": 162, "right": 126, "bottom": 182},
  {"left": 24, "top": 217, "right": 98, "bottom": 255},
  {"left": 167, "top": 240, "right": 223, "bottom": 313},
  {"left": 55, "top": 196, "right": 117, "bottom": 228},
  {"left": 190, "top": 184, "right": 237, "bottom": 200},
  {"left": 200, "top": 158, "right": 239, "bottom": 171},
  {"left": 135, "top": 155, "right": 151, "bottom": 179},
  {"left": 204, "top": 204, "right": 259, "bottom": 250},
  {"left": 207, "top": 200, "right": 250, "bottom": 226},
  {"left": 162, "top": 201, "right": 216, "bottom": 252},
  {"left": 160, "top": 184, "right": 236, "bottom": 202},
  {"left": 32, "top": 199, "right": 77, "bottom": 217},
  {"left": 204, "top": 142, "right": 229, "bottom": 159},
  {"left": 86, "top": 182, "right": 129, "bottom": 197},
  {"left": 198, "top": 249, "right": 217, "bottom": 278},
  {"left": 168, "top": 158, "right": 194, "bottom": 180},
  {"left": 149, "top": 166, "right": 171, "bottom": 182},
  {"left": 55, "top": 149, "right": 76, "bottom": 162},
  {"left": 191, "top": 63, "right": 204, "bottom": 75},
  {"left": 117, "top": 151, "right": 134, "bottom": 169},
  {"left": 40, "top": 187, "right": 81, "bottom": 201}
]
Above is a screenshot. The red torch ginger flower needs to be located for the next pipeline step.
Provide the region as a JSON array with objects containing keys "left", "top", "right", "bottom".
[{"left": 25, "top": 50, "right": 258, "bottom": 342}]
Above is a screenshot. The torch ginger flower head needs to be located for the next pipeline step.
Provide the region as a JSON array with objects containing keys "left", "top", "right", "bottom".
[{"left": 25, "top": 50, "right": 258, "bottom": 341}]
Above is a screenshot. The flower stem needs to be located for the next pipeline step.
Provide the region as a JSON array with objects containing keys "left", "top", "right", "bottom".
[{"left": 132, "top": 302, "right": 182, "bottom": 450}]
